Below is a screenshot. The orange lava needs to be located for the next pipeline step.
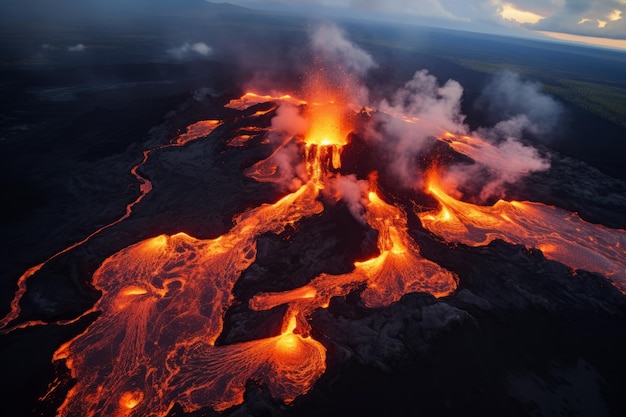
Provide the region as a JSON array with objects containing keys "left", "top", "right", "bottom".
[
  {"left": 420, "top": 175, "right": 626, "bottom": 291},
  {"left": 53, "top": 171, "right": 326, "bottom": 415},
  {"left": 0, "top": 122, "right": 217, "bottom": 333},
  {"left": 173, "top": 120, "right": 222, "bottom": 145},
  {"left": 50, "top": 90, "right": 352, "bottom": 416},
  {"left": 226, "top": 92, "right": 306, "bottom": 111},
  {"left": 20, "top": 81, "right": 616, "bottom": 417},
  {"left": 42, "top": 86, "right": 463, "bottom": 416},
  {"left": 251, "top": 189, "right": 458, "bottom": 329}
]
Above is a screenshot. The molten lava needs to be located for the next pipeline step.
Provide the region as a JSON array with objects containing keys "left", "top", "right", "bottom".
[
  {"left": 250, "top": 189, "right": 458, "bottom": 331},
  {"left": 420, "top": 174, "right": 626, "bottom": 291},
  {"left": 3, "top": 78, "right": 624, "bottom": 417}
]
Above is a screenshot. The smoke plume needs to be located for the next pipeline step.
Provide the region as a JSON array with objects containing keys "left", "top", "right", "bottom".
[
  {"left": 323, "top": 174, "right": 370, "bottom": 223},
  {"left": 476, "top": 71, "right": 564, "bottom": 135},
  {"left": 366, "top": 69, "right": 554, "bottom": 201},
  {"left": 367, "top": 69, "right": 466, "bottom": 188},
  {"left": 311, "top": 23, "right": 376, "bottom": 77},
  {"left": 246, "top": 103, "right": 309, "bottom": 191},
  {"left": 309, "top": 23, "right": 375, "bottom": 105}
]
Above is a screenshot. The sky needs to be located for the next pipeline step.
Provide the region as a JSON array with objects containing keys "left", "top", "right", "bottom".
[{"left": 228, "top": 0, "right": 626, "bottom": 50}]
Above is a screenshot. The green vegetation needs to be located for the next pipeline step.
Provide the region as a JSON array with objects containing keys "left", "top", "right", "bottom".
[
  {"left": 443, "top": 57, "right": 626, "bottom": 129},
  {"left": 545, "top": 80, "right": 626, "bottom": 129}
]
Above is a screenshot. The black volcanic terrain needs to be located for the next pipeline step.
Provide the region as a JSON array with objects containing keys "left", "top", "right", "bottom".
[{"left": 1, "top": 3, "right": 625, "bottom": 417}]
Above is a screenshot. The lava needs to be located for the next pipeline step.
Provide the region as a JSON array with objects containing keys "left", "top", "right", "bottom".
[
  {"left": 46, "top": 90, "right": 352, "bottom": 416},
  {"left": 225, "top": 92, "right": 306, "bottom": 111},
  {"left": 3, "top": 77, "right": 624, "bottom": 417},
  {"left": 250, "top": 188, "right": 458, "bottom": 332},
  {"left": 420, "top": 173, "right": 626, "bottom": 291},
  {"left": 0, "top": 120, "right": 221, "bottom": 333},
  {"left": 173, "top": 120, "right": 222, "bottom": 146}
]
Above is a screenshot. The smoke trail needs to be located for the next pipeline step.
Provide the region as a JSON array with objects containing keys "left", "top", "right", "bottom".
[
  {"left": 476, "top": 71, "right": 564, "bottom": 135},
  {"left": 366, "top": 70, "right": 554, "bottom": 200}
]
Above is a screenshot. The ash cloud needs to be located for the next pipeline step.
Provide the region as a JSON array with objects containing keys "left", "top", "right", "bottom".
[
  {"left": 267, "top": 102, "right": 309, "bottom": 191},
  {"left": 476, "top": 71, "right": 564, "bottom": 135},
  {"left": 442, "top": 116, "right": 551, "bottom": 202},
  {"left": 309, "top": 23, "right": 375, "bottom": 105}
]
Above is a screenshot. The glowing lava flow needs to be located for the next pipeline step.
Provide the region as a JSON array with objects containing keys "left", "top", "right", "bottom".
[
  {"left": 0, "top": 120, "right": 222, "bottom": 333},
  {"left": 5, "top": 90, "right": 463, "bottom": 416},
  {"left": 50, "top": 93, "right": 356, "bottom": 416},
  {"left": 419, "top": 177, "right": 626, "bottom": 291},
  {"left": 173, "top": 120, "right": 222, "bottom": 145},
  {"left": 226, "top": 92, "right": 306, "bottom": 111},
  {"left": 54, "top": 183, "right": 326, "bottom": 415},
  {"left": 250, "top": 188, "right": 458, "bottom": 331}
]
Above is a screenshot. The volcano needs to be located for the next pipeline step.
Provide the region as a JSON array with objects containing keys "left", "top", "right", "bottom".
[{"left": 1, "top": 20, "right": 626, "bottom": 417}]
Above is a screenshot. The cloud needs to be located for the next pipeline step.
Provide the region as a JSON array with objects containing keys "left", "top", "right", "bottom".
[
  {"left": 167, "top": 42, "right": 213, "bottom": 59},
  {"left": 476, "top": 71, "right": 564, "bottom": 135},
  {"left": 68, "top": 44, "right": 86, "bottom": 52},
  {"left": 225, "top": 0, "right": 626, "bottom": 39},
  {"left": 525, "top": 0, "right": 626, "bottom": 38}
]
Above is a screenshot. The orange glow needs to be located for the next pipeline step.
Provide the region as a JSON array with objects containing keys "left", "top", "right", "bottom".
[
  {"left": 421, "top": 173, "right": 626, "bottom": 291},
  {"left": 173, "top": 120, "right": 221, "bottom": 145},
  {"left": 47, "top": 87, "right": 363, "bottom": 416},
  {"left": 251, "top": 185, "right": 458, "bottom": 325},
  {"left": 304, "top": 101, "right": 349, "bottom": 147},
  {"left": 119, "top": 390, "right": 143, "bottom": 409},
  {"left": 226, "top": 92, "right": 306, "bottom": 110}
]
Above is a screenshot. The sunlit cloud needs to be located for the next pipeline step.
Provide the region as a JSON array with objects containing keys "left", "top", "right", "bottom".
[
  {"left": 540, "top": 30, "right": 626, "bottom": 50},
  {"left": 499, "top": 3, "right": 545, "bottom": 24},
  {"left": 607, "top": 9, "right": 622, "bottom": 21}
]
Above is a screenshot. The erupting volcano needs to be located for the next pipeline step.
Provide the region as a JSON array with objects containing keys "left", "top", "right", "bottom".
[{"left": 1, "top": 24, "right": 625, "bottom": 417}]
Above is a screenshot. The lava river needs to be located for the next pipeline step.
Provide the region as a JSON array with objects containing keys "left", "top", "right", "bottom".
[
  {"left": 38, "top": 88, "right": 458, "bottom": 417},
  {"left": 420, "top": 172, "right": 626, "bottom": 291},
  {"left": 3, "top": 83, "right": 625, "bottom": 417}
]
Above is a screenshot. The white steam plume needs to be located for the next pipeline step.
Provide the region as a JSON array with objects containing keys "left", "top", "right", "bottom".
[
  {"left": 245, "top": 103, "right": 309, "bottom": 192},
  {"left": 368, "top": 69, "right": 466, "bottom": 188},
  {"left": 324, "top": 174, "right": 370, "bottom": 223},
  {"left": 367, "top": 70, "right": 555, "bottom": 200},
  {"left": 68, "top": 44, "right": 86, "bottom": 52},
  {"left": 309, "top": 23, "right": 376, "bottom": 106},
  {"left": 311, "top": 23, "right": 376, "bottom": 77}
]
